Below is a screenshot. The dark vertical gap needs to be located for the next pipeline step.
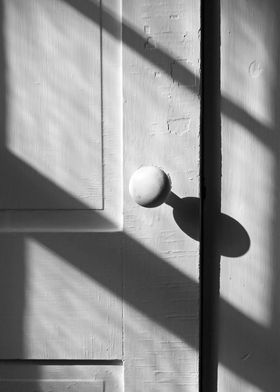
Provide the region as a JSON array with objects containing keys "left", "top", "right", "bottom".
[{"left": 200, "top": 0, "right": 221, "bottom": 391}]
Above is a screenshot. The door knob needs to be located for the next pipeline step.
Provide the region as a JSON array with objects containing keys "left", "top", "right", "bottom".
[{"left": 129, "top": 166, "right": 171, "bottom": 207}]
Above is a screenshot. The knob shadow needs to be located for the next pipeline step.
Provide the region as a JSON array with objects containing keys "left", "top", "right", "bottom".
[{"left": 166, "top": 192, "right": 250, "bottom": 257}]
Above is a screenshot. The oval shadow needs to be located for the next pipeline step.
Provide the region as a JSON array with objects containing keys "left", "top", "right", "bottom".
[
  {"left": 166, "top": 193, "right": 250, "bottom": 257},
  {"left": 218, "top": 214, "right": 250, "bottom": 257}
]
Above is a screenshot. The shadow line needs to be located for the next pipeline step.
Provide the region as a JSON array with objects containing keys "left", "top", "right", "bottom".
[
  {"left": 63, "top": 0, "right": 275, "bottom": 152},
  {"left": 0, "top": 2, "right": 276, "bottom": 392}
]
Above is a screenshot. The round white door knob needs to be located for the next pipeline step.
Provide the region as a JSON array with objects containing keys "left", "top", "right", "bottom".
[{"left": 129, "top": 166, "right": 171, "bottom": 207}]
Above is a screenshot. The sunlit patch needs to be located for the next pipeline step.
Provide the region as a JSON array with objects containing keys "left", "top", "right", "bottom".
[
  {"left": 23, "top": 237, "right": 122, "bottom": 358},
  {"left": 218, "top": 364, "right": 263, "bottom": 392},
  {"left": 221, "top": 0, "right": 275, "bottom": 130},
  {"left": 4, "top": 0, "right": 103, "bottom": 209},
  {"left": 221, "top": 115, "right": 274, "bottom": 327},
  {"left": 220, "top": 0, "right": 277, "bottom": 330}
]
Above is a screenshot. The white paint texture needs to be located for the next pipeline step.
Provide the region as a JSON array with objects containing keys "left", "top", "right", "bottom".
[
  {"left": 220, "top": 0, "right": 280, "bottom": 391},
  {"left": 123, "top": 0, "right": 200, "bottom": 390},
  {"left": 23, "top": 237, "right": 122, "bottom": 359},
  {"left": 0, "top": 0, "right": 200, "bottom": 391},
  {"left": 0, "top": 0, "right": 122, "bottom": 230},
  {"left": 0, "top": 364, "right": 123, "bottom": 392},
  {"left": 0, "top": 234, "right": 123, "bottom": 359},
  {"left": 4, "top": 0, "right": 102, "bottom": 209}
]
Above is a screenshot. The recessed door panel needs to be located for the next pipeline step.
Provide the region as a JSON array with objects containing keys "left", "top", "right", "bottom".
[{"left": 0, "top": 0, "right": 122, "bottom": 231}]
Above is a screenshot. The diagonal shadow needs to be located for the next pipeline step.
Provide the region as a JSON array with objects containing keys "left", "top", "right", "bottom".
[
  {"left": 0, "top": 1, "right": 278, "bottom": 392},
  {"left": 0, "top": 0, "right": 25, "bottom": 361},
  {"left": 63, "top": 0, "right": 275, "bottom": 153},
  {"left": 0, "top": 162, "right": 268, "bottom": 391},
  {"left": 218, "top": 1, "right": 280, "bottom": 392},
  {"left": 0, "top": 150, "right": 273, "bottom": 391},
  {"left": 57, "top": 10, "right": 279, "bottom": 392},
  {"left": 64, "top": 0, "right": 197, "bottom": 89}
]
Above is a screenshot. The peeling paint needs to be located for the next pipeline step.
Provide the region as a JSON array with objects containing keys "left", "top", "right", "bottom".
[
  {"left": 249, "top": 60, "right": 263, "bottom": 78},
  {"left": 241, "top": 352, "right": 251, "bottom": 361},
  {"left": 167, "top": 117, "right": 190, "bottom": 135},
  {"left": 144, "top": 25, "right": 151, "bottom": 35},
  {"left": 144, "top": 36, "right": 156, "bottom": 50}
]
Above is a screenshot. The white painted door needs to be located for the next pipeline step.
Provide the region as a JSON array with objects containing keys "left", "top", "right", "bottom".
[
  {"left": 218, "top": 0, "right": 280, "bottom": 391},
  {"left": 0, "top": 0, "right": 201, "bottom": 391}
]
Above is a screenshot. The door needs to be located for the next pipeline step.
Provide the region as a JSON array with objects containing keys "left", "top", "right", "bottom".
[
  {"left": 0, "top": 0, "right": 201, "bottom": 391},
  {"left": 216, "top": 0, "right": 280, "bottom": 391}
]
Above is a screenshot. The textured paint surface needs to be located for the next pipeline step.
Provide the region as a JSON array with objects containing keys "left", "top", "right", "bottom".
[
  {"left": 123, "top": 0, "right": 200, "bottom": 390},
  {"left": 4, "top": 0, "right": 103, "bottom": 209},
  {"left": 0, "top": 0, "right": 123, "bottom": 361},
  {"left": 0, "top": 364, "right": 123, "bottom": 392},
  {"left": 0, "top": 0, "right": 200, "bottom": 391},
  {"left": 0, "top": 0, "right": 122, "bottom": 230},
  {"left": 0, "top": 380, "right": 103, "bottom": 392},
  {"left": 0, "top": 234, "right": 123, "bottom": 359},
  {"left": 219, "top": 0, "right": 280, "bottom": 391}
]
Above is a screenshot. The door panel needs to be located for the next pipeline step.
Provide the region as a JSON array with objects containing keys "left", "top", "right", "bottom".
[
  {"left": 0, "top": 0, "right": 122, "bottom": 231},
  {"left": 0, "top": 234, "right": 123, "bottom": 359},
  {"left": 4, "top": 0, "right": 103, "bottom": 210},
  {"left": 0, "top": 0, "right": 201, "bottom": 391}
]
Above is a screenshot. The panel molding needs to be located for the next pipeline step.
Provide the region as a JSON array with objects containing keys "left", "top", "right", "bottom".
[{"left": 0, "top": 0, "right": 122, "bottom": 232}]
